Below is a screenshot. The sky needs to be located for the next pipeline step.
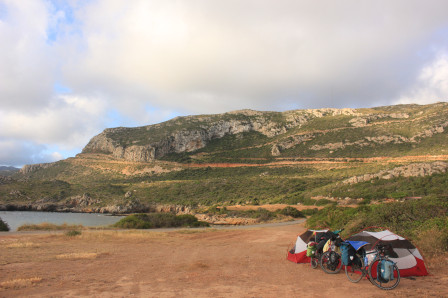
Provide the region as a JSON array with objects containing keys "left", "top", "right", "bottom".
[{"left": 1, "top": 0, "right": 448, "bottom": 167}]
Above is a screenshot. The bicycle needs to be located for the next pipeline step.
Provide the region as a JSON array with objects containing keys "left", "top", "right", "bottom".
[
  {"left": 308, "top": 229, "right": 342, "bottom": 271},
  {"left": 319, "top": 236, "right": 343, "bottom": 274},
  {"left": 310, "top": 250, "right": 320, "bottom": 269},
  {"left": 345, "top": 243, "right": 400, "bottom": 290}
]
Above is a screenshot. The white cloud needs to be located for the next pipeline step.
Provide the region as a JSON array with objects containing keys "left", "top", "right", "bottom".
[
  {"left": 0, "top": 139, "right": 62, "bottom": 167},
  {"left": 0, "top": 0, "right": 55, "bottom": 111},
  {"left": 1, "top": 0, "right": 448, "bottom": 166},
  {"left": 396, "top": 53, "right": 448, "bottom": 104},
  {"left": 0, "top": 94, "right": 107, "bottom": 149},
  {"left": 59, "top": 0, "right": 448, "bottom": 114}
]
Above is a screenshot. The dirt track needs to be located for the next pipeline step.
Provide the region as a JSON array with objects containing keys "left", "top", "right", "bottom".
[{"left": 1, "top": 222, "right": 447, "bottom": 297}]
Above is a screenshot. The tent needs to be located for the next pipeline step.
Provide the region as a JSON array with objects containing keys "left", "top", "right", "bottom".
[
  {"left": 346, "top": 229, "right": 428, "bottom": 277},
  {"left": 287, "top": 229, "right": 328, "bottom": 263}
]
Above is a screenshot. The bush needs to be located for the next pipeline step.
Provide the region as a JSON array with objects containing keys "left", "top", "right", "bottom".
[
  {"left": 0, "top": 217, "right": 9, "bottom": 231},
  {"left": 301, "top": 208, "right": 319, "bottom": 216},
  {"left": 415, "top": 227, "right": 448, "bottom": 257},
  {"left": 278, "top": 206, "right": 304, "bottom": 218},
  {"left": 114, "top": 215, "right": 153, "bottom": 229},
  {"left": 114, "top": 213, "right": 209, "bottom": 229},
  {"left": 315, "top": 199, "right": 335, "bottom": 206},
  {"left": 306, "top": 197, "right": 448, "bottom": 255},
  {"left": 251, "top": 208, "right": 275, "bottom": 221}
]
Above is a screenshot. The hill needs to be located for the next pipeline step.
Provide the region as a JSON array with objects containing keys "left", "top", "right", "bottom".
[
  {"left": 1, "top": 102, "right": 448, "bottom": 213},
  {"left": 0, "top": 166, "right": 19, "bottom": 176}
]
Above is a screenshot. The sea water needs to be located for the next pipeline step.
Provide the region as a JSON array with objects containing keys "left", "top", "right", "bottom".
[{"left": 0, "top": 211, "right": 124, "bottom": 232}]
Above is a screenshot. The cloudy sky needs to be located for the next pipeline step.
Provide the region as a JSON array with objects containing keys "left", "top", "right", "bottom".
[{"left": 1, "top": 0, "right": 448, "bottom": 167}]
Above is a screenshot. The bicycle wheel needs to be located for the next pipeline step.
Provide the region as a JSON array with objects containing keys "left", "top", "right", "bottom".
[
  {"left": 345, "top": 257, "right": 365, "bottom": 283},
  {"left": 310, "top": 256, "right": 318, "bottom": 269},
  {"left": 320, "top": 251, "right": 343, "bottom": 274},
  {"left": 368, "top": 259, "right": 400, "bottom": 290}
]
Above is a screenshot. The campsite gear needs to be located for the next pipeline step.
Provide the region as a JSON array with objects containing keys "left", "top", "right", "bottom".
[
  {"left": 343, "top": 241, "right": 370, "bottom": 283},
  {"left": 344, "top": 243, "right": 400, "bottom": 290},
  {"left": 320, "top": 249, "right": 343, "bottom": 274},
  {"left": 323, "top": 239, "right": 332, "bottom": 253},
  {"left": 306, "top": 242, "right": 317, "bottom": 257},
  {"left": 341, "top": 240, "right": 369, "bottom": 266},
  {"left": 310, "top": 252, "right": 320, "bottom": 269},
  {"left": 369, "top": 244, "right": 400, "bottom": 290},
  {"left": 346, "top": 229, "right": 428, "bottom": 277},
  {"left": 315, "top": 230, "right": 339, "bottom": 254},
  {"left": 287, "top": 229, "right": 343, "bottom": 272},
  {"left": 377, "top": 260, "right": 395, "bottom": 283},
  {"left": 319, "top": 230, "right": 344, "bottom": 274},
  {"left": 287, "top": 229, "right": 328, "bottom": 264},
  {"left": 341, "top": 242, "right": 357, "bottom": 266}
]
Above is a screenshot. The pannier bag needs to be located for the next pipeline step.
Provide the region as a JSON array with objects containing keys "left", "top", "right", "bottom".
[
  {"left": 306, "top": 242, "right": 317, "bottom": 257},
  {"left": 327, "top": 251, "right": 340, "bottom": 271},
  {"left": 377, "top": 260, "right": 395, "bottom": 282},
  {"left": 315, "top": 231, "right": 336, "bottom": 253},
  {"left": 340, "top": 242, "right": 356, "bottom": 266}
]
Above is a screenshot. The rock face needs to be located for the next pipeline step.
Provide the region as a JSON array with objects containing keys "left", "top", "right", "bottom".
[
  {"left": 20, "top": 163, "right": 53, "bottom": 174},
  {"left": 82, "top": 108, "right": 359, "bottom": 162},
  {"left": 312, "top": 121, "right": 448, "bottom": 152},
  {"left": 342, "top": 161, "right": 448, "bottom": 185}
]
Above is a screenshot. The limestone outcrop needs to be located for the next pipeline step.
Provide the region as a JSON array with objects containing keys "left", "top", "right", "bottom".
[
  {"left": 81, "top": 108, "right": 362, "bottom": 162},
  {"left": 342, "top": 161, "right": 448, "bottom": 185},
  {"left": 20, "top": 163, "right": 54, "bottom": 174}
]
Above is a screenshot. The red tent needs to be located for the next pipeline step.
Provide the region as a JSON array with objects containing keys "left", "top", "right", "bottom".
[
  {"left": 287, "top": 229, "right": 328, "bottom": 263},
  {"left": 346, "top": 229, "right": 428, "bottom": 277}
]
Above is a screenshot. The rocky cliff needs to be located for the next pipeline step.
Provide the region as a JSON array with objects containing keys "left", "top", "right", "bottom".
[{"left": 82, "top": 108, "right": 359, "bottom": 162}]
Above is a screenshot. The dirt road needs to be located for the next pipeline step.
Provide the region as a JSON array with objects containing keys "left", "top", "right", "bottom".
[{"left": 1, "top": 222, "right": 447, "bottom": 297}]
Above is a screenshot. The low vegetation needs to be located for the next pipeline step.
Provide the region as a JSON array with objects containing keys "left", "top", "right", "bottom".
[
  {"left": 0, "top": 217, "right": 9, "bottom": 231},
  {"left": 0, "top": 277, "right": 42, "bottom": 289},
  {"left": 306, "top": 196, "right": 448, "bottom": 255},
  {"left": 206, "top": 206, "right": 305, "bottom": 221},
  {"left": 114, "top": 213, "right": 210, "bottom": 229},
  {"left": 65, "top": 230, "right": 82, "bottom": 237},
  {"left": 17, "top": 223, "right": 84, "bottom": 231}
]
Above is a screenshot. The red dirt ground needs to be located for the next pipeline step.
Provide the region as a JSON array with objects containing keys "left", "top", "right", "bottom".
[{"left": 1, "top": 222, "right": 447, "bottom": 297}]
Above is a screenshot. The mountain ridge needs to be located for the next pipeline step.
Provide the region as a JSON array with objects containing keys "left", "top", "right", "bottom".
[
  {"left": 2, "top": 102, "right": 448, "bottom": 213},
  {"left": 81, "top": 102, "right": 448, "bottom": 163}
]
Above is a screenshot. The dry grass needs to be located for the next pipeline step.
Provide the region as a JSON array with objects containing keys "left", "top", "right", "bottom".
[
  {"left": 415, "top": 228, "right": 448, "bottom": 258},
  {"left": 55, "top": 252, "right": 100, "bottom": 260},
  {"left": 76, "top": 230, "right": 169, "bottom": 241},
  {"left": 6, "top": 241, "right": 39, "bottom": 248},
  {"left": 175, "top": 228, "right": 217, "bottom": 234},
  {"left": 18, "top": 222, "right": 85, "bottom": 231},
  {"left": 0, "top": 277, "right": 42, "bottom": 289}
]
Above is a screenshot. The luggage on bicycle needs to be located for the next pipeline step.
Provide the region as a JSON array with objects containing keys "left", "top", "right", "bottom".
[
  {"left": 341, "top": 242, "right": 356, "bottom": 266},
  {"left": 315, "top": 231, "right": 335, "bottom": 253},
  {"left": 326, "top": 251, "right": 341, "bottom": 271},
  {"left": 306, "top": 242, "right": 317, "bottom": 257},
  {"left": 377, "top": 260, "right": 395, "bottom": 282},
  {"left": 341, "top": 241, "right": 368, "bottom": 266}
]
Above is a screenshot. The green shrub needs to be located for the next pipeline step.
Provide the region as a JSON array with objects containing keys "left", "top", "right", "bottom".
[
  {"left": 306, "top": 197, "right": 448, "bottom": 255},
  {"left": 278, "top": 206, "right": 304, "bottom": 218},
  {"left": 114, "top": 215, "right": 153, "bottom": 229},
  {"left": 301, "top": 208, "right": 319, "bottom": 216},
  {"left": 114, "top": 213, "right": 209, "bottom": 229},
  {"left": 251, "top": 208, "right": 275, "bottom": 221},
  {"left": 315, "top": 199, "right": 334, "bottom": 206},
  {"left": 0, "top": 217, "right": 9, "bottom": 231}
]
